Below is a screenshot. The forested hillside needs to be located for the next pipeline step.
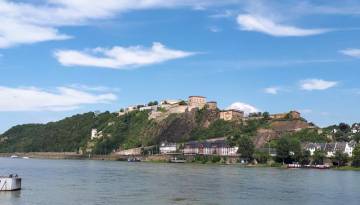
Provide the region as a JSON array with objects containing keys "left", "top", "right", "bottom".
[{"left": 0, "top": 108, "right": 320, "bottom": 154}]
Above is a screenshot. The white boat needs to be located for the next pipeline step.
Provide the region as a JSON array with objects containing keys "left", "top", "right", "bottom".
[
  {"left": 10, "top": 155, "right": 19, "bottom": 158},
  {"left": 169, "top": 157, "right": 186, "bottom": 163},
  {"left": 0, "top": 174, "right": 21, "bottom": 191},
  {"left": 22, "top": 157, "right": 30, "bottom": 159}
]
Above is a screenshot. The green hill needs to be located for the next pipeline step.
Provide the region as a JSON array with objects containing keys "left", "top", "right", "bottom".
[{"left": 0, "top": 108, "right": 320, "bottom": 154}]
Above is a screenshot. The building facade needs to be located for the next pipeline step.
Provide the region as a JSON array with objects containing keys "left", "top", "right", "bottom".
[
  {"left": 188, "top": 96, "right": 206, "bottom": 109},
  {"left": 303, "top": 142, "right": 356, "bottom": 157},
  {"left": 159, "top": 142, "right": 177, "bottom": 154},
  {"left": 206, "top": 101, "right": 218, "bottom": 110},
  {"left": 183, "top": 140, "right": 238, "bottom": 156},
  {"left": 219, "top": 109, "right": 244, "bottom": 121},
  {"left": 90, "top": 129, "right": 103, "bottom": 140}
]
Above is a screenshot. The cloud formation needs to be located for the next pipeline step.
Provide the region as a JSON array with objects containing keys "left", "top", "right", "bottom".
[
  {"left": 227, "top": 102, "right": 259, "bottom": 115},
  {"left": 236, "top": 14, "right": 328, "bottom": 37},
  {"left": 300, "top": 79, "right": 338, "bottom": 91},
  {"left": 0, "top": 0, "right": 234, "bottom": 48},
  {"left": 340, "top": 48, "right": 360, "bottom": 58},
  {"left": 54, "top": 42, "right": 195, "bottom": 69},
  {"left": 264, "top": 86, "right": 280, "bottom": 95},
  {"left": 0, "top": 86, "right": 116, "bottom": 111}
]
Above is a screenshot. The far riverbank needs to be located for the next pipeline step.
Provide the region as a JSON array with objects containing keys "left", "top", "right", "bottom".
[{"left": 2, "top": 152, "right": 360, "bottom": 171}]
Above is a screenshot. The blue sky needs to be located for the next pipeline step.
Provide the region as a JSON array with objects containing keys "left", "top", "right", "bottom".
[{"left": 1, "top": 0, "right": 360, "bottom": 133}]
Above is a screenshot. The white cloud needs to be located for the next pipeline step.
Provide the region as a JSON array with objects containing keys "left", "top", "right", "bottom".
[
  {"left": 300, "top": 79, "right": 338, "bottom": 91},
  {"left": 264, "top": 86, "right": 280, "bottom": 95},
  {"left": 340, "top": 48, "right": 360, "bottom": 58},
  {"left": 0, "top": 86, "right": 117, "bottom": 111},
  {"left": 54, "top": 42, "right": 195, "bottom": 69},
  {"left": 0, "top": 0, "right": 235, "bottom": 48},
  {"left": 236, "top": 14, "right": 328, "bottom": 37},
  {"left": 227, "top": 102, "right": 259, "bottom": 115},
  {"left": 68, "top": 84, "right": 121, "bottom": 92}
]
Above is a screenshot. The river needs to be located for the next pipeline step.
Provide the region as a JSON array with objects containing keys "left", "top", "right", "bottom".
[{"left": 1, "top": 157, "right": 360, "bottom": 205}]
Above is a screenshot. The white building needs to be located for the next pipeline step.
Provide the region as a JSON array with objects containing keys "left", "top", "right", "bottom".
[
  {"left": 91, "top": 129, "right": 103, "bottom": 140},
  {"left": 159, "top": 142, "right": 177, "bottom": 154},
  {"left": 303, "top": 142, "right": 357, "bottom": 157},
  {"left": 183, "top": 140, "right": 238, "bottom": 156},
  {"left": 139, "top": 105, "right": 158, "bottom": 112}
]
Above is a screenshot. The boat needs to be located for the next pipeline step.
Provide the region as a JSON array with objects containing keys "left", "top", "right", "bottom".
[
  {"left": 314, "top": 164, "right": 331, "bottom": 169},
  {"left": 169, "top": 157, "right": 186, "bottom": 163},
  {"left": 10, "top": 155, "right": 19, "bottom": 158},
  {"left": 22, "top": 156, "right": 30, "bottom": 159},
  {"left": 127, "top": 157, "right": 141, "bottom": 162},
  {"left": 0, "top": 174, "right": 21, "bottom": 191},
  {"left": 287, "top": 164, "right": 302, "bottom": 168}
]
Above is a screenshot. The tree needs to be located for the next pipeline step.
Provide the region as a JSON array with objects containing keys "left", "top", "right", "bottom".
[
  {"left": 313, "top": 150, "right": 326, "bottom": 165},
  {"left": 179, "top": 100, "right": 187, "bottom": 106},
  {"left": 352, "top": 145, "right": 360, "bottom": 167},
  {"left": 352, "top": 133, "right": 360, "bottom": 143},
  {"left": 276, "top": 138, "right": 291, "bottom": 164},
  {"left": 237, "top": 135, "right": 255, "bottom": 161},
  {"left": 299, "top": 150, "right": 311, "bottom": 165},
  {"left": 254, "top": 151, "right": 269, "bottom": 164},
  {"left": 147, "top": 101, "right": 159, "bottom": 106},
  {"left": 339, "top": 123, "right": 351, "bottom": 133},
  {"left": 275, "top": 137, "right": 301, "bottom": 164},
  {"left": 332, "top": 151, "right": 349, "bottom": 167},
  {"left": 262, "top": 112, "right": 270, "bottom": 120}
]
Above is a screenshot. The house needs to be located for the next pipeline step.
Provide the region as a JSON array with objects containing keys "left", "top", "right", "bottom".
[
  {"left": 188, "top": 96, "right": 207, "bottom": 109},
  {"left": 303, "top": 142, "right": 357, "bottom": 157},
  {"left": 206, "top": 101, "right": 218, "bottom": 110},
  {"left": 352, "top": 123, "right": 360, "bottom": 133},
  {"left": 219, "top": 109, "right": 244, "bottom": 121},
  {"left": 125, "top": 105, "right": 137, "bottom": 112},
  {"left": 159, "top": 142, "right": 177, "bottom": 154},
  {"left": 183, "top": 140, "right": 238, "bottom": 156},
  {"left": 303, "top": 143, "right": 326, "bottom": 156},
  {"left": 90, "top": 129, "right": 103, "bottom": 140},
  {"left": 139, "top": 105, "right": 158, "bottom": 112}
]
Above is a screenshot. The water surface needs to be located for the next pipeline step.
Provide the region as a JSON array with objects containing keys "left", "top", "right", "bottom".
[{"left": 1, "top": 158, "right": 360, "bottom": 205}]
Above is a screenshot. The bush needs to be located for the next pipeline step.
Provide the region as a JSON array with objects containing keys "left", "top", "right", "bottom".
[
  {"left": 254, "top": 151, "right": 269, "bottom": 164},
  {"left": 211, "top": 156, "right": 221, "bottom": 163}
]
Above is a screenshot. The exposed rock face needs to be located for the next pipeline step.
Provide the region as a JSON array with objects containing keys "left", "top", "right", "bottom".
[
  {"left": 254, "top": 120, "right": 312, "bottom": 148},
  {"left": 270, "top": 120, "right": 310, "bottom": 132},
  {"left": 155, "top": 112, "right": 197, "bottom": 143},
  {"left": 254, "top": 129, "right": 278, "bottom": 148}
]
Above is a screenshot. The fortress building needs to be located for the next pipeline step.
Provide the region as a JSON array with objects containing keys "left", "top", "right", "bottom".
[
  {"left": 188, "top": 96, "right": 207, "bottom": 109},
  {"left": 219, "top": 109, "right": 244, "bottom": 121}
]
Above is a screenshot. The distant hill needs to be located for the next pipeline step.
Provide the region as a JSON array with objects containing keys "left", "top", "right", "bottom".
[{"left": 0, "top": 108, "right": 319, "bottom": 154}]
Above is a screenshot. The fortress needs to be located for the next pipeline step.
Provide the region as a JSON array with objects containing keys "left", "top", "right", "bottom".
[{"left": 117, "top": 95, "right": 301, "bottom": 122}]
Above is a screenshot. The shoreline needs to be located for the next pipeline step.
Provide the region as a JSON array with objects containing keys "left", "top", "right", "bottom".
[{"left": 2, "top": 152, "right": 360, "bottom": 171}]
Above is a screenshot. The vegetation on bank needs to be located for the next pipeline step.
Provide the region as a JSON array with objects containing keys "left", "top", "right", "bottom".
[
  {"left": 0, "top": 108, "right": 269, "bottom": 154},
  {"left": 1, "top": 107, "right": 360, "bottom": 170}
]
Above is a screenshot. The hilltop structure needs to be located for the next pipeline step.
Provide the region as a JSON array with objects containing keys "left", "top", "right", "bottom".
[{"left": 219, "top": 110, "right": 244, "bottom": 121}]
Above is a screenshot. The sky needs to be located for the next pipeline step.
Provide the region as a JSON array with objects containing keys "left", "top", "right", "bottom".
[{"left": 0, "top": 0, "right": 360, "bottom": 133}]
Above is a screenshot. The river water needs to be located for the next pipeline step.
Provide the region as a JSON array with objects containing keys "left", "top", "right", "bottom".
[{"left": 1, "top": 157, "right": 360, "bottom": 205}]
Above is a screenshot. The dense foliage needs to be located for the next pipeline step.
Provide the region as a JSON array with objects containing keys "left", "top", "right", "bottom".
[
  {"left": 281, "top": 129, "right": 329, "bottom": 143},
  {"left": 352, "top": 145, "right": 360, "bottom": 167},
  {"left": 0, "top": 112, "right": 112, "bottom": 152}
]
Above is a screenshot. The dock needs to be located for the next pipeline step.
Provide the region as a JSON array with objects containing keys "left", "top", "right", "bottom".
[{"left": 0, "top": 175, "right": 21, "bottom": 191}]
